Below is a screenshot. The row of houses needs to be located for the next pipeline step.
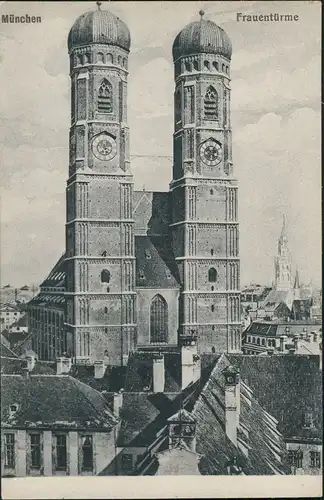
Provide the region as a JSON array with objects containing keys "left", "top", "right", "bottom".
[{"left": 1, "top": 340, "right": 322, "bottom": 477}]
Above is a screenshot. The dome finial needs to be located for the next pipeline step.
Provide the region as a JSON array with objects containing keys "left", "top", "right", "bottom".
[
  {"left": 96, "top": 1, "right": 102, "bottom": 10},
  {"left": 199, "top": 10, "right": 205, "bottom": 20}
]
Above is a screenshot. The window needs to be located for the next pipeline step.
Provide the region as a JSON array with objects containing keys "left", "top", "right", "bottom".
[
  {"left": 30, "top": 434, "right": 41, "bottom": 469},
  {"left": 257, "top": 338, "right": 260, "bottom": 345},
  {"left": 185, "top": 61, "right": 191, "bottom": 72},
  {"left": 144, "top": 249, "right": 151, "bottom": 259},
  {"left": 304, "top": 411, "right": 314, "bottom": 428},
  {"left": 9, "top": 404, "right": 18, "bottom": 417},
  {"left": 248, "top": 336, "right": 251, "bottom": 343},
  {"left": 4, "top": 434, "right": 15, "bottom": 468},
  {"left": 208, "top": 268, "right": 217, "bottom": 282},
  {"left": 288, "top": 450, "right": 303, "bottom": 468},
  {"left": 204, "top": 86, "right": 218, "bottom": 120},
  {"left": 212, "top": 325, "right": 215, "bottom": 331},
  {"left": 252, "top": 337, "right": 256, "bottom": 344},
  {"left": 262, "top": 338, "right": 266, "bottom": 346},
  {"left": 211, "top": 305, "right": 215, "bottom": 312},
  {"left": 175, "top": 88, "right": 181, "bottom": 123},
  {"left": 98, "top": 79, "right": 112, "bottom": 113},
  {"left": 97, "top": 52, "right": 104, "bottom": 64},
  {"left": 150, "top": 294, "right": 168, "bottom": 343},
  {"left": 213, "top": 61, "right": 219, "bottom": 71},
  {"left": 101, "top": 269, "right": 110, "bottom": 283},
  {"left": 193, "top": 60, "right": 199, "bottom": 71},
  {"left": 81, "top": 435, "right": 93, "bottom": 471},
  {"left": 139, "top": 269, "right": 145, "bottom": 280},
  {"left": 104, "top": 307, "right": 108, "bottom": 314},
  {"left": 210, "top": 189, "right": 214, "bottom": 195},
  {"left": 121, "top": 453, "right": 133, "bottom": 471},
  {"left": 211, "top": 286, "right": 214, "bottom": 291},
  {"left": 55, "top": 434, "right": 67, "bottom": 470},
  {"left": 310, "top": 451, "right": 321, "bottom": 468},
  {"left": 204, "top": 60, "right": 210, "bottom": 70}
]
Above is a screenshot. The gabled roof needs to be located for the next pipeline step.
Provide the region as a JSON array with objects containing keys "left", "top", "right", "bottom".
[
  {"left": 193, "top": 354, "right": 289, "bottom": 475},
  {"left": 134, "top": 191, "right": 170, "bottom": 237},
  {"left": 216, "top": 354, "right": 322, "bottom": 441},
  {"left": 135, "top": 235, "right": 180, "bottom": 289},
  {"left": 1, "top": 374, "right": 117, "bottom": 431},
  {"left": 0, "top": 343, "right": 18, "bottom": 358},
  {"left": 39, "top": 252, "right": 66, "bottom": 289}
]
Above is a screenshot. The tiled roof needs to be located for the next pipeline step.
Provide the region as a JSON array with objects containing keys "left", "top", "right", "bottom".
[
  {"left": 39, "top": 252, "right": 66, "bottom": 289},
  {"left": 0, "top": 343, "right": 18, "bottom": 358},
  {"left": 69, "top": 364, "right": 126, "bottom": 393},
  {"left": 1, "top": 374, "right": 117, "bottom": 430},
  {"left": 262, "top": 290, "right": 292, "bottom": 307},
  {"left": 124, "top": 351, "right": 182, "bottom": 392},
  {"left": 155, "top": 445, "right": 201, "bottom": 475},
  {"left": 135, "top": 235, "right": 180, "bottom": 288},
  {"left": 2, "top": 329, "right": 29, "bottom": 346},
  {"left": 1, "top": 357, "right": 56, "bottom": 375},
  {"left": 193, "top": 354, "right": 290, "bottom": 475},
  {"left": 221, "top": 354, "right": 322, "bottom": 440},
  {"left": 134, "top": 191, "right": 170, "bottom": 236},
  {"left": 0, "top": 333, "right": 10, "bottom": 348}
]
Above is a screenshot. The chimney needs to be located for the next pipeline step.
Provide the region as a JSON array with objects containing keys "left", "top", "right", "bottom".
[
  {"left": 293, "top": 335, "right": 300, "bottom": 351},
  {"left": 181, "top": 338, "right": 201, "bottom": 390},
  {"left": 94, "top": 360, "right": 106, "bottom": 379},
  {"left": 56, "top": 357, "right": 72, "bottom": 375},
  {"left": 22, "top": 367, "right": 30, "bottom": 379},
  {"left": 152, "top": 353, "right": 165, "bottom": 393},
  {"left": 222, "top": 365, "right": 240, "bottom": 446},
  {"left": 26, "top": 355, "right": 36, "bottom": 372},
  {"left": 279, "top": 335, "right": 288, "bottom": 352},
  {"left": 113, "top": 390, "right": 123, "bottom": 418}
]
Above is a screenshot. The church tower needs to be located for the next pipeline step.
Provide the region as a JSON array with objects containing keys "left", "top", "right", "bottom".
[
  {"left": 65, "top": 5, "right": 136, "bottom": 365},
  {"left": 274, "top": 215, "right": 292, "bottom": 292},
  {"left": 170, "top": 12, "right": 241, "bottom": 354}
]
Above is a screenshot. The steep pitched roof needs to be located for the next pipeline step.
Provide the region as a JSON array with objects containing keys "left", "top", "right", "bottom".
[
  {"left": 1, "top": 374, "right": 117, "bottom": 430},
  {"left": 1, "top": 357, "right": 56, "bottom": 375},
  {"left": 124, "top": 351, "right": 182, "bottom": 393},
  {"left": 134, "top": 191, "right": 170, "bottom": 236},
  {"left": 0, "top": 343, "right": 18, "bottom": 358},
  {"left": 69, "top": 364, "right": 126, "bottom": 393},
  {"left": 135, "top": 235, "right": 180, "bottom": 288},
  {"left": 193, "top": 354, "right": 289, "bottom": 475},
  {"left": 39, "top": 252, "right": 66, "bottom": 288},
  {"left": 223, "top": 354, "right": 322, "bottom": 441}
]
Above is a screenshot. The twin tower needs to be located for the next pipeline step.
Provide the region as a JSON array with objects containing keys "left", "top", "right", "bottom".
[{"left": 65, "top": 6, "right": 241, "bottom": 365}]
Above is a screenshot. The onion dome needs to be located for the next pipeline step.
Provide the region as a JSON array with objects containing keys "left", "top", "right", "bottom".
[
  {"left": 68, "top": 4, "right": 131, "bottom": 53},
  {"left": 172, "top": 10, "right": 232, "bottom": 61}
]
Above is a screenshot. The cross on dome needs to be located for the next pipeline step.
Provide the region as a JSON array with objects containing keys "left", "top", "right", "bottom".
[
  {"left": 96, "top": 1, "right": 102, "bottom": 10},
  {"left": 199, "top": 10, "right": 205, "bottom": 20}
]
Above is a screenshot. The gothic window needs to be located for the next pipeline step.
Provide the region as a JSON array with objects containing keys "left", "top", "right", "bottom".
[
  {"left": 211, "top": 305, "right": 215, "bottom": 312},
  {"left": 97, "top": 52, "right": 104, "bottom": 64},
  {"left": 204, "top": 86, "right": 218, "bottom": 120},
  {"left": 204, "top": 60, "right": 210, "bottom": 70},
  {"left": 150, "top": 294, "right": 168, "bottom": 343},
  {"left": 185, "top": 61, "right": 191, "bottom": 72},
  {"left": 77, "top": 55, "right": 82, "bottom": 66},
  {"left": 122, "top": 58, "right": 127, "bottom": 68},
  {"left": 193, "top": 60, "right": 199, "bottom": 71},
  {"left": 101, "top": 269, "right": 110, "bottom": 283},
  {"left": 107, "top": 53, "right": 113, "bottom": 64},
  {"left": 118, "top": 55, "right": 122, "bottom": 65},
  {"left": 98, "top": 79, "right": 113, "bottom": 113},
  {"left": 210, "top": 189, "right": 214, "bottom": 195},
  {"left": 213, "top": 61, "right": 219, "bottom": 71},
  {"left": 211, "top": 249, "right": 214, "bottom": 256},
  {"left": 208, "top": 267, "right": 217, "bottom": 282},
  {"left": 84, "top": 53, "right": 90, "bottom": 64},
  {"left": 104, "top": 307, "right": 108, "bottom": 314}
]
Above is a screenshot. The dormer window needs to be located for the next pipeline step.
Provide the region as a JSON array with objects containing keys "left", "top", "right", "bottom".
[
  {"left": 303, "top": 410, "right": 314, "bottom": 428},
  {"left": 9, "top": 404, "right": 18, "bottom": 418},
  {"left": 166, "top": 269, "right": 172, "bottom": 279},
  {"left": 139, "top": 270, "right": 145, "bottom": 280},
  {"left": 144, "top": 249, "right": 151, "bottom": 259}
]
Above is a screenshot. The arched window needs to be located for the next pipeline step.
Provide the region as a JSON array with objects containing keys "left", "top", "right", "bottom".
[
  {"left": 210, "top": 189, "right": 214, "bottom": 195},
  {"left": 204, "top": 60, "right": 210, "bottom": 70},
  {"left": 104, "top": 307, "right": 108, "bottom": 314},
  {"left": 117, "top": 55, "right": 122, "bottom": 65},
  {"left": 211, "top": 305, "right": 215, "bottom": 312},
  {"left": 208, "top": 267, "right": 217, "bottom": 282},
  {"left": 107, "top": 53, "right": 113, "bottom": 64},
  {"left": 98, "top": 79, "right": 112, "bottom": 113},
  {"left": 193, "top": 60, "right": 199, "bottom": 71},
  {"left": 122, "top": 58, "right": 127, "bottom": 68},
  {"left": 101, "top": 269, "right": 110, "bottom": 283},
  {"left": 210, "top": 249, "right": 214, "bottom": 256},
  {"left": 97, "top": 52, "right": 104, "bottom": 64},
  {"left": 222, "top": 64, "right": 225, "bottom": 72},
  {"left": 185, "top": 61, "right": 191, "bottom": 72},
  {"left": 213, "top": 61, "right": 219, "bottom": 71},
  {"left": 150, "top": 295, "right": 168, "bottom": 343},
  {"left": 204, "top": 86, "right": 218, "bottom": 120},
  {"left": 84, "top": 53, "right": 90, "bottom": 64},
  {"left": 257, "top": 338, "right": 260, "bottom": 345}
]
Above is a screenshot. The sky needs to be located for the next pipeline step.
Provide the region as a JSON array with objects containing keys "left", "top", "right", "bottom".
[{"left": 0, "top": 1, "right": 321, "bottom": 288}]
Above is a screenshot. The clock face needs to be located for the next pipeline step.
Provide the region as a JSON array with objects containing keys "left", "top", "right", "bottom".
[
  {"left": 199, "top": 139, "right": 222, "bottom": 166},
  {"left": 91, "top": 134, "right": 117, "bottom": 161}
]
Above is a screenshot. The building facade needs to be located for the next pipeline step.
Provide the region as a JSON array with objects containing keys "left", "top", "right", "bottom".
[{"left": 27, "top": 7, "right": 241, "bottom": 365}]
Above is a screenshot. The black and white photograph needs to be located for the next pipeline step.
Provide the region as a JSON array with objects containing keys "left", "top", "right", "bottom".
[{"left": 0, "top": 0, "right": 322, "bottom": 498}]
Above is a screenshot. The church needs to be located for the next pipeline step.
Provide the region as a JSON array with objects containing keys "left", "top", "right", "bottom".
[{"left": 27, "top": 5, "right": 241, "bottom": 366}]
